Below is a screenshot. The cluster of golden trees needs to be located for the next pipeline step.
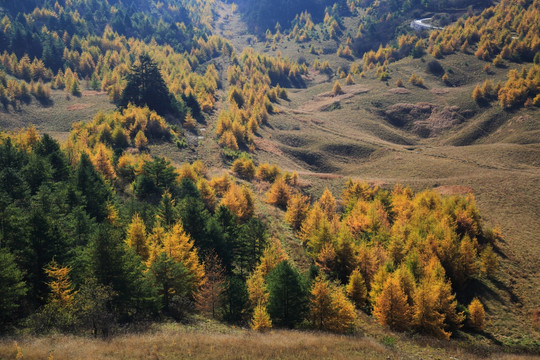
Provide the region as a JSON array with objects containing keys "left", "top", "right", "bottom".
[
  {"left": 359, "top": 34, "right": 426, "bottom": 76},
  {"left": 425, "top": 0, "right": 540, "bottom": 108},
  {"left": 216, "top": 48, "right": 305, "bottom": 150},
  {"left": 497, "top": 64, "right": 540, "bottom": 108},
  {"left": 0, "top": 70, "right": 52, "bottom": 108},
  {"left": 4, "top": 123, "right": 495, "bottom": 337},
  {"left": 323, "top": 10, "right": 342, "bottom": 39},
  {"left": 472, "top": 64, "right": 540, "bottom": 108},
  {"left": 428, "top": 0, "right": 540, "bottom": 65},
  {"left": 273, "top": 180, "right": 498, "bottom": 337},
  {"left": 63, "top": 106, "right": 174, "bottom": 181},
  {"left": 289, "top": 11, "right": 315, "bottom": 43},
  {"left": 0, "top": 52, "right": 53, "bottom": 82}
]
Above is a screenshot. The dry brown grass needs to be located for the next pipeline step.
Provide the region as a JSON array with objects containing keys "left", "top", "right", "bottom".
[
  {"left": 1, "top": 321, "right": 538, "bottom": 360},
  {"left": 0, "top": 325, "right": 391, "bottom": 360}
]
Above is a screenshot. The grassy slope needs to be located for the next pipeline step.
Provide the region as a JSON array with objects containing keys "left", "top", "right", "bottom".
[
  {"left": 217, "top": 3, "right": 540, "bottom": 349},
  {"left": 0, "top": 89, "right": 115, "bottom": 142}
]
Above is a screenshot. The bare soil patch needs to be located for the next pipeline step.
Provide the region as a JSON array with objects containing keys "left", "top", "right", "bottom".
[
  {"left": 388, "top": 87, "right": 411, "bottom": 94},
  {"left": 434, "top": 185, "right": 474, "bottom": 195},
  {"left": 431, "top": 88, "right": 450, "bottom": 95},
  {"left": 384, "top": 103, "right": 465, "bottom": 137},
  {"left": 67, "top": 103, "right": 92, "bottom": 111}
]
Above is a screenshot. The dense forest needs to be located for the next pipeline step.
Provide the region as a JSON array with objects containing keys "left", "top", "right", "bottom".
[{"left": 1, "top": 127, "right": 497, "bottom": 336}]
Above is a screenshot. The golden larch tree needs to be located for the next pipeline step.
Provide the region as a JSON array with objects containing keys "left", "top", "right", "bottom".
[
  {"left": 247, "top": 268, "right": 269, "bottom": 307},
  {"left": 45, "top": 261, "right": 76, "bottom": 308},
  {"left": 298, "top": 203, "right": 326, "bottom": 246},
  {"left": 310, "top": 276, "right": 357, "bottom": 333},
  {"left": 285, "top": 193, "right": 310, "bottom": 231},
  {"left": 266, "top": 177, "right": 292, "bottom": 209},
  {"left": 126, "top": 213, "right": 149, "bottom": 261},
  {"left": 221, "top": 183, "right": 255, "bottom": 221},
  {"left": 161, "top": 221, "right": 205, "bottom": 290},
  {"left": 332, "top": 80, "right": 343, "bottom": 95},
  {"left": 468, "top": 297, "right": 485, "bottom": 331},
  {"left": 373, "top": 276, "right": 412, "bottom": 331},
  {"left": 251, "top": 302, "right": 272, "bottom": 332},
  {"left": 347, "top": 268, "right": 367, "bottom": 308},
  {"left": 479, "top": 244, "right": 498, "bottom": 278},
  {"left": 317, "top": 187, "right": 337, "bottom": 219},
  {"left": 134, "top": 130, "right": 148, "bottom": 149},
  {"left": 258, "top": 238, "right": 288, "bottom": 277},
  {"left": 412, "top": 280, "right": 449, "bottom": 339},
  {"left": 92, "top": 143, "right": 116, "bottom": 180}
]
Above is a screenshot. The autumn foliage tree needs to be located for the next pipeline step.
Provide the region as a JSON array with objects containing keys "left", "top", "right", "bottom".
[
  {"left": 468, "top": 297, "right": 485, "bottom": 331},
  {"left": 310, "top": 276, "right": 356, "bottom": 333},
  {"left": 373, "top": 276, "right": 412, "bottom": 331},
  {"left": 251, "top": 303, "right": 272, "bottom": 331},
  {"left": 195, "top": 251, "right": 225, "bottom": 319},
  {"left": 266, "top": 177, "right": 292, "bottom": 209},
  {"left": 346, "top": 268, "right": 368, "bottom": 308},
  {"left": 126, "top": 213, "right": 149, "bottom": 261},
  {"left": 285, "top": 193, "right": 310, "bottom": 231}
]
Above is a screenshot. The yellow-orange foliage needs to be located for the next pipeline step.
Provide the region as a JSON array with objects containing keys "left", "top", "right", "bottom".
[
  {"left": 247, "top": 269, "right": 269, "bottom": 307},
  {"left": 373, "top": 276, "right": 411, "bottom": 331},
  {"left": 258, "top": 238, "right": 288, "bottom": 277},
  {"left": 346, "top": 268, "right": 367, "bottom": 308},
  {"left": 317, "top": 188, "right": 337, "bottom": 219},
  {"left": 251, "top": 303, "right": 272, "bottom": 331},
  {"left": 45, "top": 261, "right": 76, "bottom": 307},
  {"left": 285, "top": 193, "right": 310, "bottom": 231},
  {"left": 412, "top": 280, "right": 449, "bottom": 339},
  {"left": 468, "top": 297, "right": 485, "bottom": 331},
  {"left": 221, "top": 183, "right": 255, "bottom": 221},
  {"left": 158, "top": 222, "right": 205, "bottom": 290},
  {"left": 310, "top": 276, "right": 357, "bottom": 333},
  {"left": 266, "top": 177, "right": 292, "bottom": 209},
  {"left": 332, "top": 81, "right": 343, "bottom": 96},
  {"left": 126, "top": 213, "right": 149, "bottom": 261},
  {"left": 231, "top": 157, "right": 256, "bottom": 180}
]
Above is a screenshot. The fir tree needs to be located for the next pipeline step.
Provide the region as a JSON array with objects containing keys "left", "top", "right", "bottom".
[
  {"left": 119, "top": 53, "right": 181, "bottom": 117},
  {"left": 0, "top": 248, "right": 27, "bottom": 329},
  {"left": 267, "top": 260, "right": 308, "bottom": 328}
]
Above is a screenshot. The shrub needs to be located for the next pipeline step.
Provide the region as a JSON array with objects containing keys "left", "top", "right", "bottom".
[{"left": 427, "top": 60, "right": 444, "bottom": 76}]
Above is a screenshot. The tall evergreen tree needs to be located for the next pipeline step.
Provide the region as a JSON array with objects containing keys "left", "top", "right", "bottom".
[
  {"left": 75, "top": 153, "right": 111, "bottom": 222},
  {"left": 266, "top": 260, "right": 308, "bottom": 328},
  {"left": 0, "top": 248, "right": 27, "bottom": 330},
  {"left": 119, "top": 53, "right": 179, "bottom": 117},
  {"left": 222, "top": 275, "right": 248, "bottom": 324}
]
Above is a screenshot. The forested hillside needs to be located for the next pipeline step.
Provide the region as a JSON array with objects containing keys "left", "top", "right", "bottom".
[{"left": 0, "top": 0, "right": 539, "bottom": 358}]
